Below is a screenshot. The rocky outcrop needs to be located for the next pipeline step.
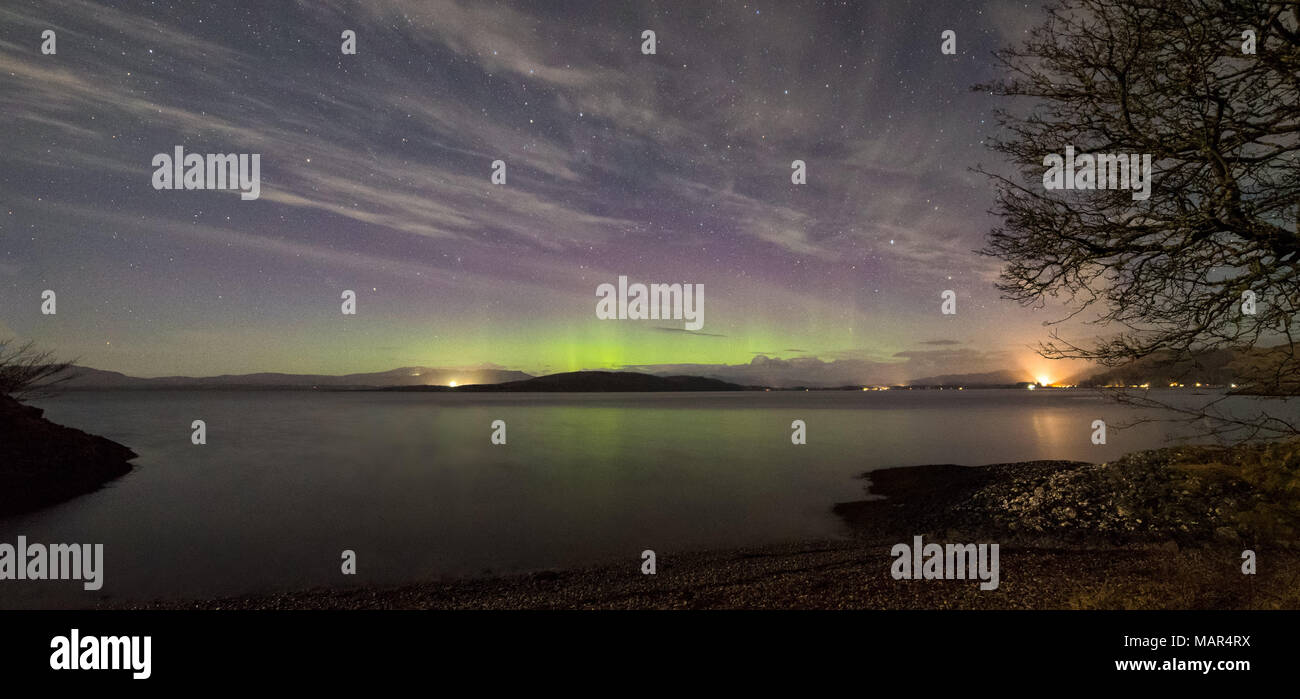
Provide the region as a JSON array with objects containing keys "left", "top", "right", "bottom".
[
  {"left": 0, "top": 394, "right": 136, "bottom": 516},
  {"left": 960, "top": 444, "right": 1297, "bottom": 546},
  {"left": 836, "top": 442, "right": 1300, "bottom": 548}
]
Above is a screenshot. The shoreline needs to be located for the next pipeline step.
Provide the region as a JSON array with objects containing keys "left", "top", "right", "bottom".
[
  {"left": 0, "top": 394, "right": 136, "bottom": 517},
  {"left": 120, "top": 447, "right": 1300, "bottom": 610},
  {"left": 121, "top": 537, "right": 1292, "bottom": 611}
]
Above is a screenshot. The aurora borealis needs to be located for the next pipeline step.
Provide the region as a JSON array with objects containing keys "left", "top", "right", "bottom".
[{"left": 0, "top": 0, "right": 1079, "bottom": 385}]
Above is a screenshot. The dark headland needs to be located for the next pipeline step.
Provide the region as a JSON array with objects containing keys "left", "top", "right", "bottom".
[
  {"left": 380, "top": 370, "right": 751, "bottom": 392},
  {"left": 0, "top": 394, "right": 137, "bottom": 517}
]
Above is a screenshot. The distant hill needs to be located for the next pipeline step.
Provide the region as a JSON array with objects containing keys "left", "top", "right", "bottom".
[
  {"left": 907, "top": 369, "right": 1028, "bottom": 387},
  {"left": 1076, "top": 349, "right": 1242, "bottom": 387},
  {"left": 59, "top": 366, "right": 533, "bottom": 390},
  {"left": 385, "top": 370, "right": 749, "bottom": 392},
  {"left": 1073, "top": 345, "right": 1300, "bottom": 393}
]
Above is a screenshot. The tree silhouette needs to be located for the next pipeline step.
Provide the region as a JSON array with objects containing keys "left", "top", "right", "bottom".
[
  {"left": 979, "top": 0, "right": 1300, "bottom": 438},
  {"left": 0, "top": 339, "right": 76, "bottom": 400}
]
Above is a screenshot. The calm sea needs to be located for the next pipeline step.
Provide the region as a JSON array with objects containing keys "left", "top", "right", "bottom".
[{"left": 1, "top": 389, "right": 1290, "bottom": 607}]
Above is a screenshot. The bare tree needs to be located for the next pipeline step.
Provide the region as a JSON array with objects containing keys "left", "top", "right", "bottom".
[
  {"left": 978, "top": 0, "right": 1300, "bottom": 438},
  {"left": 0, "top": 339, "right": 77, "bottom": 400}
]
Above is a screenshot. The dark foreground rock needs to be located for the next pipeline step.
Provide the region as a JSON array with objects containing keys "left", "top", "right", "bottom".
[
  {"left": 0, "top": 394, "right": 136, "bottom": 516},
  {"left": 835, "top": 442, "right": 1300, "bottom": 548},
  {"left": 833, "top": 460, "right": 1094, "bottom": 545}
]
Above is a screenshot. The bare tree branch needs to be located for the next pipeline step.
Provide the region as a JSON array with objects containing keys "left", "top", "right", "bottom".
[
  {"left": 978, "top": 0, "right": 1300, "bottom": 438},
  {"left": 0, "top": 339, "right": 79, "bottom": 400}
]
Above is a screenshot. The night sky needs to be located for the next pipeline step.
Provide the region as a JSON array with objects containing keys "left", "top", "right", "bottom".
[{"left": 0, "top": 0, "right": 1080, "bottom": 385}]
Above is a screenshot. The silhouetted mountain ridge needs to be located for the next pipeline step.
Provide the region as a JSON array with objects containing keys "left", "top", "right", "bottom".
[
  {"left": 907, "top": 369, "right": 1028, "bottom": 386},
  {"left": 384, "top": 371, "right": 749, "bottom": 392},
  {"left": 1071, "top": 348, "right": 1288, "bottom": 388},
  {"left": 60, "top": 365, "right": 533, "bottom": 389}
]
